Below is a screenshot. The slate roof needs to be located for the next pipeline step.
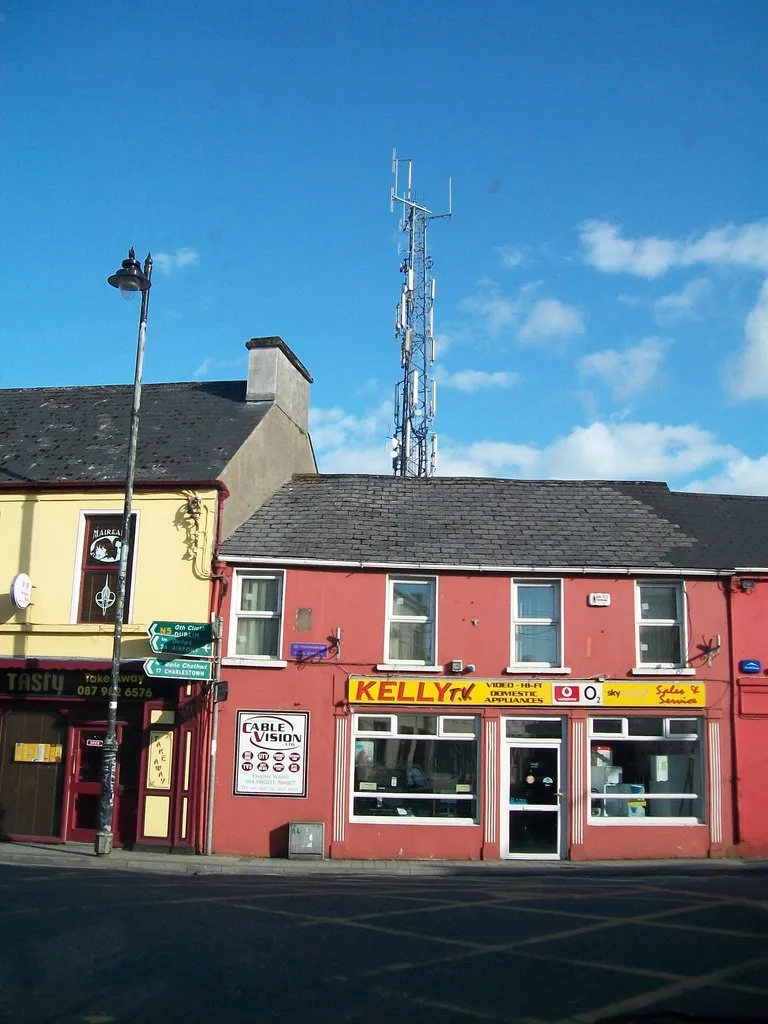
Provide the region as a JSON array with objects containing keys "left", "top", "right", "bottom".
[
  {"left": 0, "top": 381, "right": 269, "bottom": 484},
  {"left": 220, "top": 475, "right": 768, "bottom": 571}
]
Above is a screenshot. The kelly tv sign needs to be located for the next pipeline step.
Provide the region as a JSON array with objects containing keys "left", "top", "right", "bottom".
[
  {"left": 234, "top": 711, "right": 309, "bottom": 797},
  {"left": 347, "top": 677, "right": 706, "bottom": 708}
]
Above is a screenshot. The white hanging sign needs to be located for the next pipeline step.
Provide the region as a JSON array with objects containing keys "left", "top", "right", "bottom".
[{"left": 10, "top": 573, "right": 32, "bottom": 609}]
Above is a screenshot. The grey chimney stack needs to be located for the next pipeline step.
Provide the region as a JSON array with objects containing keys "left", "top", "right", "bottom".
[{"left": 245, "top": 336, "right": 313, "bottom": 431}]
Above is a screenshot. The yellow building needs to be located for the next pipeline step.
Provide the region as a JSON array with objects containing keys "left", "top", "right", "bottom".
[{"left": 0, "top": 336, "right": 315, "bottom": 851}]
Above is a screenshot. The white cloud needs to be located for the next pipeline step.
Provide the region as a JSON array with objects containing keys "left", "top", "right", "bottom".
[
  {"left": 686, "top": 454, "right": 768, "bottom": 495},
  {"left": 727, "top": 279, "right": 768, "bottom": 399},
  {"left": 498, "top": 246, "right": 526, "bottom": 268},
  {"left": 192, "top": 356, "right": 241, "bottom": 380},
  {"left": 437, "top": 368, "right": 519, "bottom": 392},
  {"left": 654, "top": 278, "right": 710, "bottom": 323},
  {"left": 154, "top": 247, "right": 199, "bottom": 274},
  {"left": 310, "top": 402, "right": 391, "bottom": 470},
  {"left": 459, "top": 280, "right": 518, "bottom": 336},
  {"left": 579, "top": 337, "right": 668, "bottom": 399},
  {"left": 518, "top": 299, "right": 585, "bottom": 342},
  {"left": 580, "top": 219, "right": 768, "bottom": 278},
  {"left": 438, "top": 421, "right": 737, "bottom": 482}
]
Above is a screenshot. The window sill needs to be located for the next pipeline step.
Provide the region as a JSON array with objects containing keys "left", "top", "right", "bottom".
[
  {"left": 375, "top": 664, "right": 443, "bottom": 673},
  {"left": 221, "top": 658, "right": 288, "bottom": 669},
  {"left": 505, "top": 666, "right": 571, "bottom": 675},
  {"left": 630, "top": 667, "right": 696, "bottom": 676},
  {"left": 589, "top": 818, "right": 703, "bottom": 827},
  {"left": 350, "top": 816, "right": 479, "bottom": 827}
]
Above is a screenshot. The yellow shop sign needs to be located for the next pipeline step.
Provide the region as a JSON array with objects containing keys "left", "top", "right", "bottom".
[{"left": 347, "top": 677, "right": 706, "bottom": 708}]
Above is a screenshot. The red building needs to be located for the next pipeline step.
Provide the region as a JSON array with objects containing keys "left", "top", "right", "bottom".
[
  {"left": 208, "top": 476, "right": 768, "bottom": 863},
  {"left": 729, "top": 570, "right": 768, "bottom": 858}
]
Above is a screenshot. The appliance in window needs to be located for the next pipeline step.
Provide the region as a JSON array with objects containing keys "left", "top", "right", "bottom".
[{"left": 589, "top": 717, "right": 703, "bottom": 822}]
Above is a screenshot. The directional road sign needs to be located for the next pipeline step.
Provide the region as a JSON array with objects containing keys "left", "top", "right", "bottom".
[
  {"left": 143, "top": 658, "right": 213, "bottom": 681},
  {"left": 148, "top": 621, "right": 214, "bottom": 658},
  {"left": 149, "top": 633, "right": 213, "bottom": 658}
]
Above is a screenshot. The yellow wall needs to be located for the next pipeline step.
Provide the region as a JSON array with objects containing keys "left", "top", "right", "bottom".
[{"left": 0, "top": 488, "right": 218, "bottom": 660}]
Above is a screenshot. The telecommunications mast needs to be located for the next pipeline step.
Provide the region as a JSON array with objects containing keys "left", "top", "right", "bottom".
[{"left": 390, "top": 150, "right": 451, "bottom": 477}]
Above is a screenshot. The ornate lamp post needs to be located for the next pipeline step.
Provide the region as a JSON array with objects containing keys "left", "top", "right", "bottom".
[{"left": 95, "top": 248, "right": 153, "bottom": 856}]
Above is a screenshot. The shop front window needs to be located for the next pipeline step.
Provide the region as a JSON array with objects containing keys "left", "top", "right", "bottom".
[
  {"left": 589, "top": 717, "right": 703, "bottom": 822},
  {"left": 352, "top": 714, "right": 478, "bottom": 822}
]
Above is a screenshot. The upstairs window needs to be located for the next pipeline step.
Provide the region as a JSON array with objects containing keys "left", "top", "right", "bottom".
[
  {"left": 232, "top": 572, "right": 284, "bottom": 659},
  {"left": 637, "top": 583, "right": 684, "bottom": 667},
  {"left": 77, "top": 514, "right": 137, "bottom": 623},
  {"left": 512, "top": 581, "right": 562, "bottom": 667},
  {"left": 386, "top": 577, "right": 436, "bottom": 665}
]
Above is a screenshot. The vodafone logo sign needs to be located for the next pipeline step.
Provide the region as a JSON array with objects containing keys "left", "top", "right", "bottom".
[{"left": 553, "top": 684, "right": 602, "bottom": 705}]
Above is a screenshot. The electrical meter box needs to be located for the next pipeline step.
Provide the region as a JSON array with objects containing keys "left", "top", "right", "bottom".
[{"left": 288, "top": 821, "right": 325, "bottom": 859}]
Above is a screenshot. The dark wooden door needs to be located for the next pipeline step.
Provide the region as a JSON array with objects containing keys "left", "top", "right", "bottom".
[{"left": 0, "top": 707, "right": 67, "bottom": 839}]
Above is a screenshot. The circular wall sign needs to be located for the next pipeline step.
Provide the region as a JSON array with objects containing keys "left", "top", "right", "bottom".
[{"left": 10, "top": 573, "right": 32, "bottom": 609}]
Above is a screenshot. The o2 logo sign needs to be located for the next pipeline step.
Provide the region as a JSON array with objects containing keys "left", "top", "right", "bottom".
[{"left": 553, "top": 683, "right": 602, "bottom": 705}]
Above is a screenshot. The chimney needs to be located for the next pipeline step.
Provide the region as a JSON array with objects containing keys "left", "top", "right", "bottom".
[{"left": 245, "top": 336, "right": 313, "bottom": 430}]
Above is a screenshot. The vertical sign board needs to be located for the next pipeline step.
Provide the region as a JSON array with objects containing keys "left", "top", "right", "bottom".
[{"left": 234, "top": 711, "right": 309, "bottom": 797}]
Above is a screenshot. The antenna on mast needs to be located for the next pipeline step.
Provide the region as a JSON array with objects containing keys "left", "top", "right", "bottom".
[{"left": 390, "top": 150, "right": 451, "bottom": 478}]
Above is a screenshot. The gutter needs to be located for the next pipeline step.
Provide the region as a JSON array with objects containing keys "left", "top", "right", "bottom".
[
  {"left": 0, "top": 479, "right": 225, "bottom": 493},
  {"left": 217, "top": 554, "right": 736, "bottom": 578}
]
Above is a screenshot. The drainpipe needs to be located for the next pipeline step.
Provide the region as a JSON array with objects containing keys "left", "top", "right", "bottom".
[
  {"left": 203, "top": 483, "right": 229, "bottom": 856},
  {"left": 724, "top": 578, "right": 742, "bottom": 847}
]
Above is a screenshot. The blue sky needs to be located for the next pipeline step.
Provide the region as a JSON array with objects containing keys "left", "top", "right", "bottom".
[{"left": 2, "top": 1, "right": 767, "bottom": 492}]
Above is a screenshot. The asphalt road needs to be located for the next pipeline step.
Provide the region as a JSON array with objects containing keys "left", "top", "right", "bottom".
[{"left": 1, "top": 863, "right": 767, "bottom": 1024}]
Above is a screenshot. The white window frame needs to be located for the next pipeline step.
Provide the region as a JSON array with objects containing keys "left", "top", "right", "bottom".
[
  {"left": 587, "top": 715, "right": 705, "bottom": 826},
  {"left": 350, "top": 712, "right": 479, "bottom": 826},
  {"left": 381, "top": 575, "right": 438, "bottom": 669},
  {"left": 632, "top": 581, "right": 693, "bottom": 675},
  {"left": 70, "top": 509, "right": 141, "bottom": 625},
  {"left": 507, "top": 579, "right": 568, "bottom": 673},
  {"left": 225, "top": 570, "right": 286, "bottom": 666}
]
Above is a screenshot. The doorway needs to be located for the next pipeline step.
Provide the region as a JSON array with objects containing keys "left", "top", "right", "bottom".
[
  {"left": 65, "top": 724, "right": 141, "bottom": 847},
  {"left": 501, "top": 718, "right": 565, "bottom": 859}
]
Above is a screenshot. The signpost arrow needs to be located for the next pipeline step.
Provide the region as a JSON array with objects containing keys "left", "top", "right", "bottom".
[
  {"left": 149, "top": 634, "right": 213, "bottom": 658},
  {"left": 143, "top": 658, "right": 213, "bottom": 681},
  {"left": 147, "top": 621, "right": 214, "bottom": 658},
  {"left": 148, "top": 621, "right": 213, "bottom": 641}
]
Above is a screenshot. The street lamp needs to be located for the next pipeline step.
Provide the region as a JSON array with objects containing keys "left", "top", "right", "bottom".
[{"left": 95, "top": 248, "right": 153, "bottom": 856}]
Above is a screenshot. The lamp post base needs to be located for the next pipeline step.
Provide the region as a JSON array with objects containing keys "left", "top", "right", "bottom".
[{"left": 94, "top": 830, "right": 115, "bottom": 856}]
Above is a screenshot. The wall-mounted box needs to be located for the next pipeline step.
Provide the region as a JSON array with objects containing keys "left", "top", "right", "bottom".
[{"left": 288, "top": 821, "right": 325, "bottom": 859}]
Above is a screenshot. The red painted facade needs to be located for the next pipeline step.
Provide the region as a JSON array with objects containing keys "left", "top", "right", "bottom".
[
  {"left": 727, "top": 578, "right": 768, "bottom": 857},
  {"left": 210, "top": 566, "right": 734, "bottom": 861}
]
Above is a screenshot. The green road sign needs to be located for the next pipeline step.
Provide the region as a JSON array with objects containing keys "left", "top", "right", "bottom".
[
  {"left": 148, "top": 621, "right": 213, "bottom": 642},
  {"left": 143, "top": 658, "right": 213, "bottom": 681},
  {"left": 149, "top": 633, "right": 213, "bottom": 658}
]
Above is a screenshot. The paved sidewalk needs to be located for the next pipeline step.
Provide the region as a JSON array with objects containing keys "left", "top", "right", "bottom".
[{"left": 1, "top": 840, "right": 767, "bottom": 877}]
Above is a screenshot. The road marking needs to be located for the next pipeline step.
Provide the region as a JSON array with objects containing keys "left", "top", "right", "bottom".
[{"left": 553, "top": 951, "right": 768, "bottom": 1024}]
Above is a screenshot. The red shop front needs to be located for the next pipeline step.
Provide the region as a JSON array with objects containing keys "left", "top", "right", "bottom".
[
  {"left": 213, "top": 673, "right": 731, "bottom": 862},
  {"left": 0, "top": 660, "right": 203, "bottom": 852}
]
